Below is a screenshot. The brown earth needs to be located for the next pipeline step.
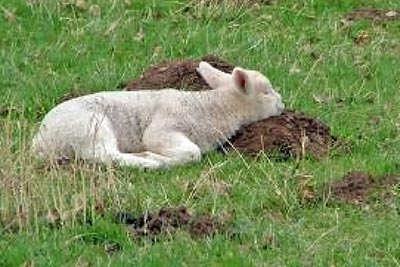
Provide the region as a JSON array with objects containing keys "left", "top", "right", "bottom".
[
  {"left": 343, "top": 8, "right": 400, "bottom": 22},
  {"left": 120, "top": 55, "right": 340, "bottom": 159},
  {"left": 189, "top": 0, "right": 276, "bottom": 8},
  {"left": 118, "top": 54, "right": 234, "bottom": 91},
  {"left": 327, "top": 171, "right": 400, "bottom": 204},
  {"left": 226, "top": 109, "right": 337, "bottom": 159},
  {"left": 115, "top": 207, "right": 230, "bottom": 239}
]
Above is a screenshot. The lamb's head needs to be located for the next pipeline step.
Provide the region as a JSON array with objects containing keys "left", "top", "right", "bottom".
[
  {"left": 197, "top": 61, "right": 284, "bottom": 119},
  {"left": 232, "top": 66, "right": 284, "bottom": 118}
]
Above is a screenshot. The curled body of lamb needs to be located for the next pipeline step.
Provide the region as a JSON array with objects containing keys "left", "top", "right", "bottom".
[{"left": 32, "top": 62, "right": 284, "bottom": 169}]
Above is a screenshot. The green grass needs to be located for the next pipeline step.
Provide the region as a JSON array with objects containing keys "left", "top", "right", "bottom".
[{"left": 1, "top": 0, "right": 400, "bottom": 266}]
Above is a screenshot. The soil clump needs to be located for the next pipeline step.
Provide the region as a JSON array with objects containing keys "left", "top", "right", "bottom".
[
  {"left": 118, "top": 54, "right": 234, "bottom": 91},
  {"left": 343, "top": 8, "right": 400, "bottom": 22},
  {"left": 115, "top": 207, "right": 228, "bottom": 239},
  {"left": 327, "top": 171, "right": 400, "bottom": 204}
]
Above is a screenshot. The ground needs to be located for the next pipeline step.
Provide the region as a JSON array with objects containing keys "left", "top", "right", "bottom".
[{"left": 1, "top": 0, "right": 400, "bottom": 266}]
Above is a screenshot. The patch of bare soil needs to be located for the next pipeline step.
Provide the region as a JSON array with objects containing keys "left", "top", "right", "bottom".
[
  {"left": 121, "top": 55, "right": 341, "bottom": 159},
  {"left": 327, "top": 171, "right": 400, "bottom": 204},
  {"left": 118, "top": 54, "right": 234, "bottom": 91},
  {"left": 226, "top": 110, "right": 337, "bottom": 159},
  {"left": 343, "top": 8, "right": 400, "bottom": 22},
  {"left": 115, "top": 207, "right": 230, "bottom": 239},
  {"left": 190, "top": 0, "right": 276, "bottom": 8}
]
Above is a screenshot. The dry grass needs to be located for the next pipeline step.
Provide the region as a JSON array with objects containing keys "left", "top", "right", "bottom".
[{"left": 0, "top": 119, "right": 124, "bottom": 232}]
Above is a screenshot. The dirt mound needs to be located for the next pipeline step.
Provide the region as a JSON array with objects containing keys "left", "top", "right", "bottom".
[
  {"left": 119, "top": 54, "right": 234, "bottom": 91},
  {"left": 343, "top": 8, "right": 400, "bottom": 22},
  {"left": 190, "top": 0, "right": 276, "bottom": 8},
  {"left": 121, "top": 55, "right": 339, "bottom": 159},
  {"left": 226, "top": 110, "right": 336, "bottom": 159},
  {"left": 327, "top": 171, "right": 400, "bottom": 204},
  {"left": 115, "top": 207, "right": 229, "bottom": 239}
]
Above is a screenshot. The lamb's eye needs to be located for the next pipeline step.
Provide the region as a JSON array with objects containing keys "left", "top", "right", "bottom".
[{"left": 263, "top": 88, "right": 272, "bottom": 94}]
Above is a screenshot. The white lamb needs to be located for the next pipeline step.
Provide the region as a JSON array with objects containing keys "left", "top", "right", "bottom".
[{"left": 32, "top": 62, "right": 284, "bottom": 169}]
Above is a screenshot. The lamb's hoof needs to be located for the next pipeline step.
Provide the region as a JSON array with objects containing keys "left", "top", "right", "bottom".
[
  {"left": 56, "top": 156, "right": 71, "bottom": 165},
  {"left": 143, "top": 164, "right": 171, "bottom": 172},
  {"left": 141, "top": 160, "right": 165, "bottom": 171}
]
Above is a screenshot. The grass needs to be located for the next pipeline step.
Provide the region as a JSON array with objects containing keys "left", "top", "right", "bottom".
[{"left": 1, "top": 0, "right": 400, "bottom": 266}]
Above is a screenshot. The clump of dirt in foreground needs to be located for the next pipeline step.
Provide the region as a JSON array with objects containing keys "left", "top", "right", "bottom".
[
  {"left": 115, "top": 207, "right": 229, "bottom": 239},
  {"left": 190, "top": 0, "right": 276, "bottom": 8},
  {"left": 327, "top": 171, "right": 400, "bottom": 204},
  {"left": 120, "top": 55, "right": 340, "bottom": 159},
  {"left": 343, "top": 8, "right": 400, "bottom": 22}
]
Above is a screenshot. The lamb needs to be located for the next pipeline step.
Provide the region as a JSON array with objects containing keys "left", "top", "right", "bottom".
[{"left": 32, "top": 62, "right": 284, "bottom": 169}]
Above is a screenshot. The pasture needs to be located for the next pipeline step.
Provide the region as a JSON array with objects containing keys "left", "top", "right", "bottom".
[{"left": 0, "top": 0, "right": 399, "bottom": 266}]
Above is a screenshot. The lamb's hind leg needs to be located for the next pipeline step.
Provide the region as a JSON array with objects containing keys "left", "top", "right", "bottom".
[
  {"left": 78, "top": 116, "right": 163, "bottom": 169},
  {"left": 141, "top": 130, "right": 202, "bottom": 167}
]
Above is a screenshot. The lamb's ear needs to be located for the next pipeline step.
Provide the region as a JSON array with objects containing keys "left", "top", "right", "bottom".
[
  {"left": 197, "top": 61, "right": 231, "bottom": 89},
  {"left": 232, "top": 67, "right": 250, "bottom": 95}
]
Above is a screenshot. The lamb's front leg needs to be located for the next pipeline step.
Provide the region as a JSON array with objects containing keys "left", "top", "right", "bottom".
[
  {"left": 142, "top": 130, "right": 202, "bottom": 167},
  {"left": 133, "top": 151, "right": 172, "bottom": 164}
]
